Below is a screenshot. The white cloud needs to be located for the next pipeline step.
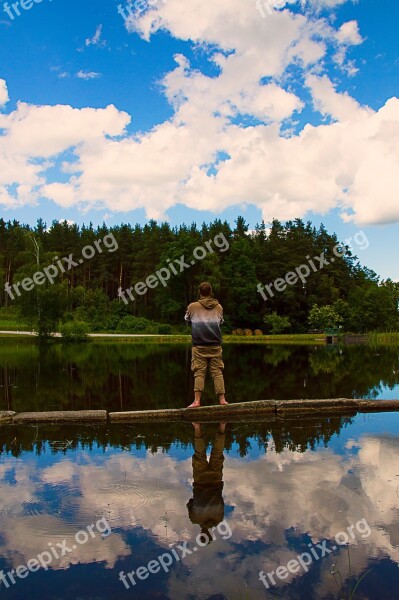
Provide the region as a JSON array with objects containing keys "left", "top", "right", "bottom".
[
  {"left": 305, "top": 73, "right": 366, "bottom": 121},
  {"left": 85, "top": 24, "right": 106, "bottom": 47},
  {"left": 0, "top": 0, "right": 398, "bottom": 225},
  {"left": 336, "top": 20, "right": 363, "bottom": 46},
  {"left": 76, "top": 70, "right": 102, "bottom": 80},
  {"left": 307, "top": 0, "right": 349, "bottom": 7},
  {"left": 0, "top": 78, "right": 8, "bottom": 108}
]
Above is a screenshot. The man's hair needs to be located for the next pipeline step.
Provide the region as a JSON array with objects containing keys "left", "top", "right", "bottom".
[{"left": 199, "top": 281, "right": 212, "bottom": 297}]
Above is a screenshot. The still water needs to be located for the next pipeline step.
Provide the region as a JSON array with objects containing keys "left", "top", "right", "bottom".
[
  {"left": 1, "top": 341, "right": 399, "bottom": 411},
  {"left": 0, "top": 342, "right": 399, "bottom": 599}
]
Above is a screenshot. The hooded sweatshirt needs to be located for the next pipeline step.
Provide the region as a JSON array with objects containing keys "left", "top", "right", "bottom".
[{"left": 185, "top": 297, "right": 224, "bottom": 346}]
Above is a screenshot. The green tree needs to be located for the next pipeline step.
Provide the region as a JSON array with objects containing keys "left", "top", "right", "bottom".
[
  {"left": 308, "top": 304, "right": 343, "bottom": 330},
  {"left": 263, "top": 311, "right": 291, "bottom": 334}
]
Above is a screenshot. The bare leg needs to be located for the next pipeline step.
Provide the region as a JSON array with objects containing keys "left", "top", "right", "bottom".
[
  {"left": 188, "top": 390, "right": 202, "bottom": 408},
  {"left": 219, "top": 393, "right": 228, "bottom": 405},
  {"left": 192, "top": 422, "right": 202, "bottom": 437}
]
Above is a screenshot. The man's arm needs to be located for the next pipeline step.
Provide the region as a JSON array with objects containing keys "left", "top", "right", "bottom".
[{"left": 184, "top": 306, "right": 192, "bottom": 325}]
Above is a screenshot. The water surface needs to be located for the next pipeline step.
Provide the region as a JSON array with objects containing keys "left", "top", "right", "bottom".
[
  {"left": 1, "top": 341, "right": 399, "bottom": 599},
  {"left": 1, "top": 342, "right": 398, "bottom": 412},
  {"left": 1, "top": 412, "right": 399, "bottom": 599}
]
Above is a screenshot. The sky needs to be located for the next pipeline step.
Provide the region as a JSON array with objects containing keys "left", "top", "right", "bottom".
[{"left": 0, "top": 0, "right": 398, "bottom": 279}]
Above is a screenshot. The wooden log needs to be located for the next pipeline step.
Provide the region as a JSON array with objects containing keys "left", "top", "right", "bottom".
[
  {"left": 183, "top": 400, "right": 276, "bottom": 421},
  {"left": 355, "top": 399, "right": 399, "bottom": 412},
  {"left": 0, "top": 411, "right": 16, "bottom": 424},
  {"left": 13, "top": 410, "right": 107, "bottom": 423},
  {"left": 110, "top": 400, "right": 277, "bottom": 423},
  {"left": 276, "top": 398, "right": 359, "bottom": 413},
  {"left": 3, "top": 399, "right": 399, "bottom": 427},
  {"left": 110, "top": 409, "right": 185, "bottom": 423}
]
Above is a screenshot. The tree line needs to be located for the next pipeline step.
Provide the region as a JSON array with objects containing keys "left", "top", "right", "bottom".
[{"left": 0, "top": 216, "right": 397, "bottom": 335}]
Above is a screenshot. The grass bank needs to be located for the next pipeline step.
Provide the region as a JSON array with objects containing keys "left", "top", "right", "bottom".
[
  {"left": 0, "top": 319, "right": 29, "bottom": 331},
  {"left": 367, "top": 332, "right": 399, "bottom": 345},
  {"left": 1, "top": 328, "right": 398, "bottom": 346}
]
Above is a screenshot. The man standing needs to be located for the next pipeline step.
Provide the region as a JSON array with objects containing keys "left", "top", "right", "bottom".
[{"left": 185, "top": 282, "right": 228, "bottom": 408}]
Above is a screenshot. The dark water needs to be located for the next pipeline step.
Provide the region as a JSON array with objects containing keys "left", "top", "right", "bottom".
[
  {"left": 1, "top": 342, "right": 399, "bottom": 599},
  {"left": 1, "top": 341, "right": 399, "bottom": 412}
]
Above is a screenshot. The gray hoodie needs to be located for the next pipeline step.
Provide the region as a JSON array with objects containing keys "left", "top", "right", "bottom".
[{"left": 184, "top": 297, "right": 224, "bottom": 346}]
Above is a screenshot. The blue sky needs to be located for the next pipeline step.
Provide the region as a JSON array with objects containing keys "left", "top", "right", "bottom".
[{"left": 0, "top": 0, "right": 398, "bottom": 279}]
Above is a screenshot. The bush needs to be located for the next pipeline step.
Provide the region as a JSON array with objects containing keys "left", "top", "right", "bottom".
[
  {"left": 60, "top": 321, "right": 90, "bottom": 342},
  {"left": 116, "top": 316, "right": 156, "bottom": 333},
  {"left": 263, "top": 312, "right": 291, "bottom": 335},
  {"left": 157, "top": 324, "right": 173, "bottom": 335}
]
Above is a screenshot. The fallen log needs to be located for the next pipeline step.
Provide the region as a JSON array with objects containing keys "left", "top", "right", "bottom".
[
  {"left": 0, "top": 411, "right": 15, "bottom": 424},
  {"left": 110, "top": 408, "right": 185, "bottom": 423},
  {"left": 276, "top": 398, "right": 359, "bottom": 413},
  {"left": 1, "top": 399, "right": 399, "bottom": 426},
  {"left": 110, "top": 400, "right": 277, "bottom": 423},
  {"left": 355, "top": 399, "right": 399, "bottom": 412},
  {"left": 12, "top": 410, "right": 107, "bottom": 423}
]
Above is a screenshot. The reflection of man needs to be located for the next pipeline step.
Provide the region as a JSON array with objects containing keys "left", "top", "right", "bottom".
[{"left": 187, "top": 422, "right": 226, "bottom": 544}]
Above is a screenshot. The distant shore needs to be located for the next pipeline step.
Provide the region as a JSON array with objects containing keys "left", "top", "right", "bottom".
[{"left": 1, "top": 330, "right": 399, "bottom": 345}]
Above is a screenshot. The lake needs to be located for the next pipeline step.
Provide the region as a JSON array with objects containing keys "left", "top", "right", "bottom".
[
  {"left": 0, "top": 341, "right": 399, "bottom": 599},
  {"left": 1, "top": 341, "right": 399, "bottom": 412}
]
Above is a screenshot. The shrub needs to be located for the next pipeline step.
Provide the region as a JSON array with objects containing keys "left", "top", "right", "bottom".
[
  {"left": 60, "top": 321, "right": 90, "bottom": 342},
  {"left": 263, "top": 312, "right": 291, "bottom": 335},
  {"left": 116, "top": 316, "right": 155, "bottom": 333},
  {"left": 157, "top": 324, "right": 172, "bottom": 335}
]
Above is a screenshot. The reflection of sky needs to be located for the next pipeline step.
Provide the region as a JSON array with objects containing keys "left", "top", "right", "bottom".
[
  {"left": 370, "top": 383, "right": 399, "bottom": 400},
  {"left": 0, "top": 416, "right": 399, "bottom": 599}
]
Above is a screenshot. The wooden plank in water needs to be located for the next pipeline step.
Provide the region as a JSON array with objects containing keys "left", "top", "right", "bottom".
[
  {"left": 110, "top": 400, "right": 277, "bottom": 423},
  {"left": 110, "top": 409, "right": 185, "bottom": 423},
  {"left": 4, "top": 399, "right": 399, "bottom": 426},
  {"left": 276, "top": 398, "right": 359, "bottom": 413},
  {"left": 13, "top": 410, "right": 107, "bottom": 423},
  {"left": 0, "top": 411, "right": 16, "bottom": 424},
  {"left": 184, "top": 399, "right": 277, "bottom": 420},
  {"left": 356, "top": 399, "right": 399, "bottom": 412}
]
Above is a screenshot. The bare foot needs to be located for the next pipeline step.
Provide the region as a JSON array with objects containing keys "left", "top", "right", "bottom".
[
  {"left": 187, "top": 401, "right": 201, "bottom": 408},
  {"left": 219, "top": 398, "right": 228, "bottom": 405}
]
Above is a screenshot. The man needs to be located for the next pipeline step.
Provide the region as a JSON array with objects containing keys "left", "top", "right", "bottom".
[{"left": 185, "top": 281, "right": 228, "bottom": 408}]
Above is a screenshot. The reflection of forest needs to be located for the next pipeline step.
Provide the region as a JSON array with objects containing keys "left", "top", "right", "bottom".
[
  {"left": 0, "top": 342, "right": 398, "bottom": 412},
  {"left": 0, "top": 416, "right": 352, "bottom": 457},
  {"left": 0, "top": 416, "right": 353, "bottom": 458}
]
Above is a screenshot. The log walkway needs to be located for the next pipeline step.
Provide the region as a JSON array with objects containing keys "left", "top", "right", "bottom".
[{"left": 1, "top": 398, "right": 399, "bottom": 425}]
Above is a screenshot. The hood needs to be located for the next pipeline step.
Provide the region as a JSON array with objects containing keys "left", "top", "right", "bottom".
[{"left": 198, "top": 297, "right": 219, "bottom": 310}]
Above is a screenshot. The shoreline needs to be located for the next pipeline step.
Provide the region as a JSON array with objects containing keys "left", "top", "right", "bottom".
[{"left": 1, "top": 331, "right": 399, "bottom": 345}]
